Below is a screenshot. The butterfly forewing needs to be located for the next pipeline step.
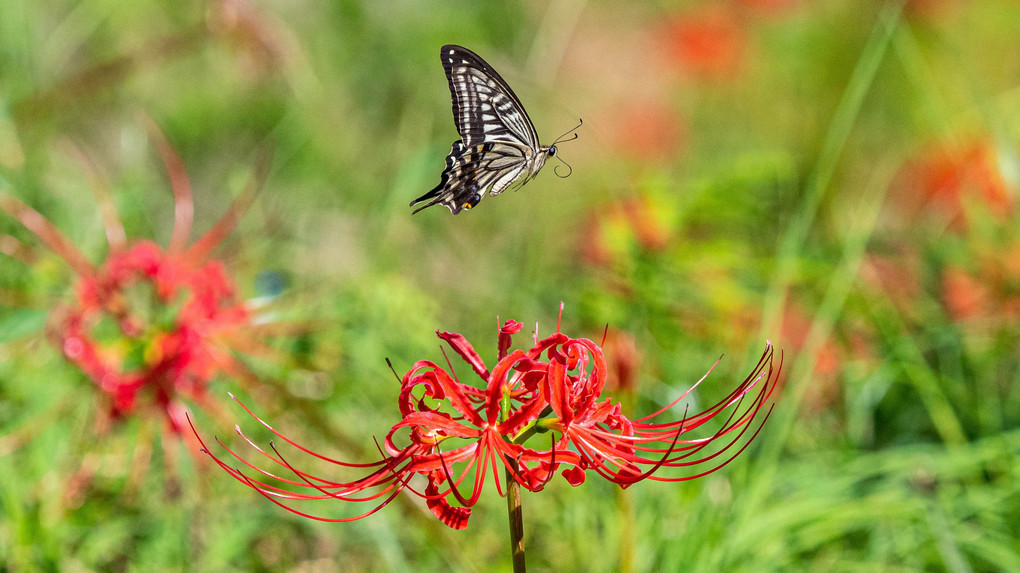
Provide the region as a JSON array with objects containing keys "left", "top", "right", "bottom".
[
  {"left": 411, "top": 44, "right": 555, "bottom": 215},
  {"left": 443, "top": 46, "right": 541, "bottom": 149}
]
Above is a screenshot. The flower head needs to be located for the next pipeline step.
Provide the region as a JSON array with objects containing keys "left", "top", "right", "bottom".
[
  {"left": 660, "top": 8, "right": 746, "bottom": 80},
  {"left": 196, "top": 311, "right": 779, "bottom": 529},
  {"left": 53, "top": 240, "right": 250, "bottom": 433},
  {"left": 0, "top": 127, "right": 269, "bottom": 438},
  {"left": 892, "top": 141, "right": 1013, "bottom": 230}
]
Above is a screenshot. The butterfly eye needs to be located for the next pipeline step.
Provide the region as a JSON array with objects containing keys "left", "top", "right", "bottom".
[{"left": 549, "top": 146, "right": 557, "bottom": 157}]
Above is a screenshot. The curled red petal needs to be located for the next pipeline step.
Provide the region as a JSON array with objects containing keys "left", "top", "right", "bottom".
[
  {"left": 498, "top": 319, "right": 523, "bottom": 359},
  {"left": 543, "top": 355, "right": 572, "bottom": 425},
  {"left": 437, "top": 330, "right": 490, "bottom": 380},
  {"left": 562, "top": 466, "right": 586, "bottom": 486},
  {"left": 528, "top": 332, "right": 569, "bottom": 360}
]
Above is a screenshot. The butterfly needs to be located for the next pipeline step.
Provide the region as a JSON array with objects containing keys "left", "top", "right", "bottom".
[{"left": 411, "top": 44, "right": 580, "bottom": 215}]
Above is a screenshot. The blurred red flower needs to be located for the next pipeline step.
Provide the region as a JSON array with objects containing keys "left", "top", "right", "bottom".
[
  {"left": 581, "top": 195, "right": 673, "bottom": 268},
  {"left": 777, "top": 302, "right": 861, "bottom": 414},
  {"left": 0, "top": 130, "right": 268, "bottom": 441},
  {"left": 196, "top": 311, "right": 779, "bottom": 529},
  {"left": 904, "top": 0, "right": 964, "bottom": 21},
  {"left": 940, "top": 243, "right": 1020, "bottom": 325},
  {"left": 601, "top": 328, "right": 641, "bottom": 394},
  {"left": 52, "top": 241, "right": 250, "bottom": 434},
  {"left": 941, "top": 265, "right": 991, "bottom": 322},
  {"left": 660, "top": 8, "right": 746, "bottom": 79},
  {"left": 892, "top": 142, "right": 1014, "bottom": 230},
  {"left": 609, "top": 100, "right": 687, "bottom": 162}
]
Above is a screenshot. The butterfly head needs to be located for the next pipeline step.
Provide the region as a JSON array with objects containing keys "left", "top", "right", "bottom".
[{"left": 548, "top": 118, "right": 583, "bottom": 178}]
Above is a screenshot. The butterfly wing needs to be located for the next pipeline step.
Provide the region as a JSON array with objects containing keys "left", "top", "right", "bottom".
[
  {"left": 410, "top": 140, "right": 535, "bottom": 215},
  {"left": 411, "top": 45, "right": 548, "bottom": 215},
  {"left": 441, "top": 44, "right": 541, "bottom": 149}
]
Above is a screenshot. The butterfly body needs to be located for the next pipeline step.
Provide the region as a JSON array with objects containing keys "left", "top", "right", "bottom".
[{"left": 411, "top": 44, "right": 568, "bottom": 215}]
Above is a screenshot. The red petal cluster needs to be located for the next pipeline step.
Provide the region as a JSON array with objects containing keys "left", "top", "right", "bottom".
[
  {"left": 197, "top": 317, "right": 779, "bottom": 529},
  {"left": 56, "top": 241, "right": 250, "bottom": 433},
  {"left": 0, "top": 131, "right": 266, "bottom": 441}
]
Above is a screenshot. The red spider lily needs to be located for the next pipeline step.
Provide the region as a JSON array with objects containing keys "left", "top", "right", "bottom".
[
  {"left": 941, "top": 248, "right": 1020, "bottom": 324},
  {"left": 601, "top": 328, "right": 641, "bottom": 394},
  {"left": 195, "top": 312, "right": 779, "bottom": 530},
  {"left": 892, "top": 141, "right": 1013, "bottom": 230},
  {"left": 0, "top": 129, "right": 276, "bottom": 439},
  {"left": 660, "top": 8, "right": 746, "bottom": 79},
  {"left": 52, "top": 240, "right": 251, "bottom": 434},
  {"left": 581, "top": 195, "right": 674, "bottom": 268},
  {"left": 607, "top": 99, "right": 687, "bottom": 162}
]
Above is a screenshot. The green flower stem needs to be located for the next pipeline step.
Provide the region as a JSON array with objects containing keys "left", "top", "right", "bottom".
[
  {"left": 505, "top": 458, "right": 527, "bottom": 573},
  {"left": 503, "top": 418, "right": 557, "bottom": 572}
]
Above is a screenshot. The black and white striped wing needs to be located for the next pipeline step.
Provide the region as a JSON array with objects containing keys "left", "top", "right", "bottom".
[
  {"left": 411, "top": 44, "right": 547, "bottom": 215},
  {"left": 410, "top": 140, "right": 533, "bottom": 215},
  {"left": 441, "top": 44, "right": 541, "bottom": 149}
]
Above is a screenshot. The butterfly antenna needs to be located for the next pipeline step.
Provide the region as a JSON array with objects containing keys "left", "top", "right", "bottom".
[
  {"left": 552, "top": 118, "right": 583, "bottom": 147},
  {"left": 552, "top": 118, "right": 581, "bottom": 178}
]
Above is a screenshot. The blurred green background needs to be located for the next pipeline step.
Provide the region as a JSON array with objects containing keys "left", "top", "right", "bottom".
[{"left": 2, "top": 0, "right": 1020, "bottom": 570}]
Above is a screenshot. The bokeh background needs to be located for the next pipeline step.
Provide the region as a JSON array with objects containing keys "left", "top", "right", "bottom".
[{"left": 2, "top": 0, "right": 1020, "bottom": 570}]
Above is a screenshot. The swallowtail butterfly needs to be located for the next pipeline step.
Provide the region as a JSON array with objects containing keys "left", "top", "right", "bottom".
[{"left": 411, "top": 44, "right": 579, "bottom": 215}]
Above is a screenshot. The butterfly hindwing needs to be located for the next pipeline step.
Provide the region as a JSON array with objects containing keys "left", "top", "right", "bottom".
[
  {"left": 410, "top": 140, "right": 532, "bottom": 215},
  {"left": 412, "top": 44, "right": 558, "bottom": 215}
]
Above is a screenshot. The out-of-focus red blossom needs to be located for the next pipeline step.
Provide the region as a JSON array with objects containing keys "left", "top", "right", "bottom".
[
  {"left": 904, "top": 0, "right": 964, "bottom": 21},
  {"left": 0, "top": 133, "right": 267, "bottom": 440},
  {"left": 941, "top": 243, "right": 1020, "bottom": 323},
  {"left": 941, "top": 266, "right": 991, "bottom": 322},
  {"left": 601, "top": 328, "right": 641, "bottom": 394},
  {"left": 581, "top": 196, "right": 672, "bottom": 267},
  {"left": 560, "top": 11, "right": 691, "bottom": 165},
  {"left": 609, "top": 99, "right": 686, "bottom": 162},
  {"left": 53, "top": 240, "right": 250, "bottom": 434},
  {"left": 865, "top": 208, "right": 1020, "bottom": 330},
  {"left": 779, "top": 303, "right": 872, "bottom": 414},
  {"left": 892, "top": 142, "right": 1014, "bottom": 230},
  {"left": 660, "top": 8, "right": 746, "bottom": 79},
  {"left": 884, "top": 140, "right": 1020, "bottom": 326},
  {"left": 195, "top": 314, "right": 778, "bottom": 530},
  {"left": 780, "top": 304, "right": 838, "bottom": 376}
]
